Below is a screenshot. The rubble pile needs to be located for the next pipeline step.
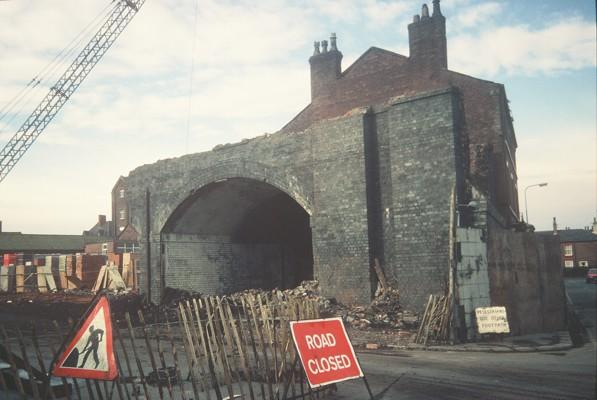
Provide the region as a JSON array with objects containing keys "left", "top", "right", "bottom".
[
  {"left": 156, "top": 280, "right": 417, "bottom": 331},
  {"left": 329, "top": 287, "right": 418, "bottom": 331},
  {"left": 227, "top": 280, "right": 418, "bottom": 332}
]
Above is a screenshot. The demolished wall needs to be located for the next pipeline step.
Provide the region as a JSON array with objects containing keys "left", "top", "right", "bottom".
[{"left": 487, "top": 221, "right": 566, "bottom": 335}]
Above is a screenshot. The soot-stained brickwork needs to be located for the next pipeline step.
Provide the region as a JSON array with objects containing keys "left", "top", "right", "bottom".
[{"left": 120, "top": 1, "right": 521, "bottom": 310}]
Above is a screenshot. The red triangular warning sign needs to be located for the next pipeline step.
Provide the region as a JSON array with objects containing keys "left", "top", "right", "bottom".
[{"left": 51, "top": 295, "right": 117, "bottom": 380}]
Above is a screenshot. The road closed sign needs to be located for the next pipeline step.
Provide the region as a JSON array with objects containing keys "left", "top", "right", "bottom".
[{"left": 290, "top": 317, "right": 363, "bottom": 388}]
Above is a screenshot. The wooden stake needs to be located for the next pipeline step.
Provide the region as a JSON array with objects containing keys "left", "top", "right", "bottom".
[
  {"left": 136, "top": 310, "right": 164, "bottom": 400},
  {"left": 177, "top": 304, "right": 202, "bottom": 400},
  {"left": 0, "top": 327, "right": 27, "bottom": 399},
  {"left": 113, "top": 321, "right": 139, "bottom": 400},
  {"left": 164, "top": 314, "right": 187, "bottom": 400},
  {"left": 124, "top": 312, "right": 150, "bottom": 399}
]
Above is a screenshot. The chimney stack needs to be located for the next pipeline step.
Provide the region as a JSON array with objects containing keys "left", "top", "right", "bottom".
[
  {"left": 408, "top": 1, "right": 447, "bottom": 70},
  {"left": 99, "top": 215, "right": 106, "bottom": 225},
  {"left": 309, "top": 33, "right": 343, "bottom": 101},
  {"left": 552, "top": 217, "right": 558, "bottom": 235}
]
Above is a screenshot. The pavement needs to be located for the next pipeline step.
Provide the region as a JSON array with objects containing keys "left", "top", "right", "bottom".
[{"left": 354, "top": 330, "right": 574, "bottom": 355}]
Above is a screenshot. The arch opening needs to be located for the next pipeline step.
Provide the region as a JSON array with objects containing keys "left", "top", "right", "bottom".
[{"left": 161, "top": 178, "right": 313, "bottom": 294}]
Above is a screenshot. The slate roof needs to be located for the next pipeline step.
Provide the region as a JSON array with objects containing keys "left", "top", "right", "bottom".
[
  {"left": 0, "top": 233, "right": 112, "bottom": 252},
  {"left": 536, "top": 229, "right": 597, "bottom": 243},
  {"left": 280, "top": 46, "right": 501, "bottom": 134}
]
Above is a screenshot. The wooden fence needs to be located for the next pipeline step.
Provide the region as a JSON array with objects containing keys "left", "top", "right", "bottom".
[{"left": 0, "top": 292, "right": 335, "bottom": 399}]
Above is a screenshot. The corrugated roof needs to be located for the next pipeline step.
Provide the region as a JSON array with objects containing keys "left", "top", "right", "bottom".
[{"left": 0, "top": 233, "right": 110, "bottom": 252}]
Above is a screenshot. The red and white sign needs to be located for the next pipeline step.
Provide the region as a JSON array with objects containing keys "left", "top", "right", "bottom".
[
  {"left": 290, "top": 317, "right": 363, "bottom": 388},
  {"left": 51, "top": 295, "right": 117, "bottom": 380}
]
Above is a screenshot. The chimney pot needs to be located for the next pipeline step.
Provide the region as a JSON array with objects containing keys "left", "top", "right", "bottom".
[
  {"left": 321, "top": 40, "right": 328, "bottom": 53},
  {"left": 421, "top": 4, "right": 430, "bottom": 19},
  {"left": 413, "top": 14, "right": 420, "bottom": 23},
  {"left": 313, "top": 41, "right": 320, "bottom": 55},
  {"left": 330, "top": 33, "right": 338, "bottom": 51},
  {"left": 432, "top": 0, "right": 442, "bottom": 17}
]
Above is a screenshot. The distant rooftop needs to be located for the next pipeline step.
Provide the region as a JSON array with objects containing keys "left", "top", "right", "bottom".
[
  {"left": 0, "top": 232, "right": 111, "bottom": 253},
  {"left": 536, "top": 228, "right": 597, "bottom": 243}
]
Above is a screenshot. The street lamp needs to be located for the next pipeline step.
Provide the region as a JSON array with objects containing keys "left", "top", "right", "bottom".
[{"left": 524, "top": 182, "right": 548, "bottom": 225}]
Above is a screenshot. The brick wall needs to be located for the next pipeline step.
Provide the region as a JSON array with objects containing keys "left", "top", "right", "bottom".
[{"left": 380, "top": 88, "right": 462, "bottom": 309}]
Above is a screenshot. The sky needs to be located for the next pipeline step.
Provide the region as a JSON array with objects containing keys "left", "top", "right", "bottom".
[{"left": 0, "top": 0, "right": 595, "bottom": 234}]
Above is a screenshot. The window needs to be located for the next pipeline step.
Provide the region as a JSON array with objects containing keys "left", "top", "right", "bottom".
[
  {"left": 119, "top": 209, "right": 125, "bottom": 220},
  {"left": 564, "top": 244, "right": 573, "bottom": 256},
  {"left": 119, "top": 189, "right": 125, "bottom": 198},
  {"left": 564, "top": 260, "right": 574, "bottom": 268}
]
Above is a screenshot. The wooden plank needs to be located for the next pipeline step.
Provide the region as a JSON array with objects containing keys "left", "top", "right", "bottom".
[
  {"left": 189, "top": 299, "right": 214, "bottom": 400},
  {"left": 85, "top": 379, "right": 96, "bottom": 400},
  {"left": 203, "top": 297, "right": 235, "bottom": 400},
  {"left": 136, "top": 310, "right": 164, "bottom": 400},
  {"left": 215, "top": 297, "right": 245, "bottom": 399},
  {"left": 153, "top": 323, "right": 174, "bottom": 400},
  {"left": 163, "top": 315, "right": 188, "bottom": 400},
  {"left": 30, "top": 326, "right": 57, "bottom": 400},
  {"left": 373, "top": 258, "right": 388, "bottom": 292},
  {"left": 259, "top": 295, "right": 277, "bottom": 389},
  {"left": 0, "top": 266, "right": 8, "bottom": 292},
  {"left": 124, "top": 312, "right": 151, "bottom": 399},
  {"left": 248, "top": 296, "right": 275, "bottom": 400},
  {"left": 240, "top": 296, "right": 267, "bottom": 400},
  {"left": 177, "top": 304, "right": 202, "bottom": 400},
  {"left": 51, "top": 321, "right": 81, "bottom": 399},
  {"left": 37, "top": 265, "right": 47, "bottom": 293},
  {"left": 183, "top": 300, "right": 212, "bottom": 397},
  {"left": 224, "top": 300, "right": 255, "bottom": 400},
  {"left": 113, "top": 323, "right": 140, "bottom": 400},
  {"left": 45, "top": 265, "right": 57, "bottom": 291},
  {"left": 0, "top": 327, "right": 27, "bottom": 399},
  {"left": 15, "top": 265, "right": 24, "bottom": 293}
]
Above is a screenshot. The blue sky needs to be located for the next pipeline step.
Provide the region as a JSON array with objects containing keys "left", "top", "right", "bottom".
[{"left": 0, "top": 0, "right": 595, "bottom": 233}]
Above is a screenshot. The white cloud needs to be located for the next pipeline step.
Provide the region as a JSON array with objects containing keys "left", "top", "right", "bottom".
[
  {"left": 453, "top": 2, "right": 502, "bottom": 28},
  {"left": 363, "top": 0, "right": 410, "bottom": 27},
  {"left": 450, "top": 17, "right": 596, "bottom": 76},
  {"left": 0, "top": 0, "right": 595, "bottom": 234}
]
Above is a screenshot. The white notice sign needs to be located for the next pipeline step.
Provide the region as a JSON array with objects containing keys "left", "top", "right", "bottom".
[{"left": 475, "top": 306, "right": 510, "bottom": 334}]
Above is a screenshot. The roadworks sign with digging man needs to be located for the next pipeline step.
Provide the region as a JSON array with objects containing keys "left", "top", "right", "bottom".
[{"left": 50, "top": 294, "right": 117, "bottom": 380}]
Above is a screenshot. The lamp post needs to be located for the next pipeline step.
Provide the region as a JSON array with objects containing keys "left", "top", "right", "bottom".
[{"left": 524, "top": 182, "right": 548, "bottom": 225}]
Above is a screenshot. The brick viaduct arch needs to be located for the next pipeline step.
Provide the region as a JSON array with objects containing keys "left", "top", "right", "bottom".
[
  {"left": 125, "top": 90, "right": 462, "bottom": 309},
  {"left": 161, "top": 160, "right": 314, "bottom": 230}
]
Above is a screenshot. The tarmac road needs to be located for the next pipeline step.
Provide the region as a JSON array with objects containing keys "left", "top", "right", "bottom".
[
  {"left": 328, "top": 278, "right": 597, "bottom": 400},
  {"left": 565, "top": 277, "right": 597, "bottom": 342},
  {"left": 329, "top": 346, "right": 596, "bottom": 399}
]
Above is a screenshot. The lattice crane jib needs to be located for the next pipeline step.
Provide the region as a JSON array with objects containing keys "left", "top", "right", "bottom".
[{"left": 0, "top": 0, "right": 146, "bottom": 183}]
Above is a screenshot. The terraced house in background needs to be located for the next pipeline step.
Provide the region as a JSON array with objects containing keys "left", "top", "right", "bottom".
[{"left": 116, "top": 1, "right": 565, "bottom": 339}]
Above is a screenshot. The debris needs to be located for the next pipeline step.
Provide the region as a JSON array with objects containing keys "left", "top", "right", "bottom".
[
  {"left": 414, "top": 294, "right": 452, "bottom": 345},
  {"left": 365, "top": 343, "right": 379, "bottom": 350},
  {"left": 92, "top": 263, "right": 127, "bottom": 293}
]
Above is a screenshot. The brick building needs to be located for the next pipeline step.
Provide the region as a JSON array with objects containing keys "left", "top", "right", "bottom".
[
  {"left": 537, "top": 217, "right": 597, "bottom": 270},
  {"left": 115, "top": 1, "right": 564, "bottom": 336},
  {"left": 112, "top": 176, "right": 129, "bottom": 236}
]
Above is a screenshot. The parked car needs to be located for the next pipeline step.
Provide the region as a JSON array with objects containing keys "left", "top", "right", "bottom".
[{"left": 586, "top": 268, "right": 597, "bottom": 283}]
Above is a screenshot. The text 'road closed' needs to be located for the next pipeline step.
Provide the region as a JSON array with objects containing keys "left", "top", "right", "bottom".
[{"left": 290, "top": 317, "right": 363, "bottom": 388}]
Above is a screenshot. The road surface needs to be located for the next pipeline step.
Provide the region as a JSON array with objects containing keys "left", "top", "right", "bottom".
[
  {"left": 328, "top": 277, "right": 597, "bottom": 399},
  {"left": 566, "top": 277, "right": 597, "bottom": 342}
]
